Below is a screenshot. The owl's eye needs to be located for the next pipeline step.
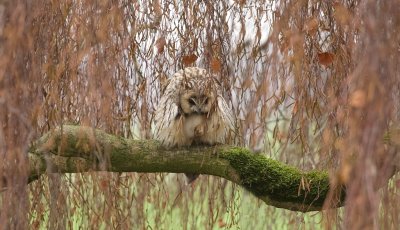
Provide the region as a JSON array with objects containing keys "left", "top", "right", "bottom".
[
  {"left": 189, "top": 97, "right": 196, "bottom": 106},
  {"left": 204, "top": 98, "right": 209, "bottom": 104}
]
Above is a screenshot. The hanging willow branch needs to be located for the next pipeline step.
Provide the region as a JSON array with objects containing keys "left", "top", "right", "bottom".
[{"left": 25, "top": 125, "right": 399, "bottom": 212}]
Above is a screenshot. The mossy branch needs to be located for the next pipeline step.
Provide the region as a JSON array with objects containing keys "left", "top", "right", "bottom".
[{"left": 26, "top": 125, "right": 345, "bottom": 212}]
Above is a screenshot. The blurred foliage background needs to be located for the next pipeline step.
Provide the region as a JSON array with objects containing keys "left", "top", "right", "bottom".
[{"left": 0, "top": 0, "right": 399, "bottom": 229}]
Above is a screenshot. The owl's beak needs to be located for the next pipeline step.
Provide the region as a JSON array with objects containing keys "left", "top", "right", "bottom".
[{"left": 193, "top": 106, "right": 200, "bottom": 113}]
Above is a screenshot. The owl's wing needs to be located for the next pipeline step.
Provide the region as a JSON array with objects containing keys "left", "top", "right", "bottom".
[
  {"left": 153, "top": 77, "right": 182, "bottom": 146},
  {"left": 217, "top": 97, "right": 235, "bottom": 126},
  {"left": 215, "top": 96, "right": 239, "bottom": 145}
]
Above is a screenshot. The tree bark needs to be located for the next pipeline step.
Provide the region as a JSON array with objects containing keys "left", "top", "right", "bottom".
[{"left": 25, "top": 125, "right": 396, "bottom": 212}]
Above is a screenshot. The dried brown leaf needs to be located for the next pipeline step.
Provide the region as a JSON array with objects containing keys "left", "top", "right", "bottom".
[
  {"left": 155, "top": 37, "right": 166, "bottom": 54},
  {"left": 210, "top": 57, "right": 221, "bottom": 72},
  {"left": 317, "top": 52, "right": 335, "bottom": 66},
  {"left": 182, "top": 54, "right": 198, "bottom": 66}
]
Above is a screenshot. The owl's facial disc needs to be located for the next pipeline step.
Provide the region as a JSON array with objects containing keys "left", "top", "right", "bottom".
[
  {"left": 180, "top": 92, "right": 214, "bottom": 115},
  {"left": 188, "top": 95, "right": 208, "bottom": 113}
]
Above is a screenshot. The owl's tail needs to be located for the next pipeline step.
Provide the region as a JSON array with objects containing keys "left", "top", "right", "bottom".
[{"left": 185, "top": 173, "right": 199, "bottom": 184}]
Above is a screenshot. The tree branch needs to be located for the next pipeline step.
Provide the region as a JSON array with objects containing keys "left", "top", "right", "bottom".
[{"left": 26, "top": 125, "right": 345, "bottom": 212}]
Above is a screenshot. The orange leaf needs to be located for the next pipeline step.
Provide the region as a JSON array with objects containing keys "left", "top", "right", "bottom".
[
  {"left": 317, "top": 52, "right": 334, "bottom": 66},
  {"left": 210, "top": 57, "right": 222, "bottom": 72},
  {"left": 182, "top": 54, "right": 198, "bottom": 66},
  {"left": 155, "top": 37, "right": 166, "bottom": 54}
]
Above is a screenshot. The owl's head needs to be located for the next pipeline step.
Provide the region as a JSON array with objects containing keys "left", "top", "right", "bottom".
[{"left": 177, "top": 67, "right": 218, "bottom": 115}]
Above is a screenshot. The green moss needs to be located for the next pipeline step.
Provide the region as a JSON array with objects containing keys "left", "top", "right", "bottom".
[
  {"left": 109, "top": 142, "right": 138, "bottom": 171},
  {"left": 221, "top": 147, "right": 334, "bottom": 206}
]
